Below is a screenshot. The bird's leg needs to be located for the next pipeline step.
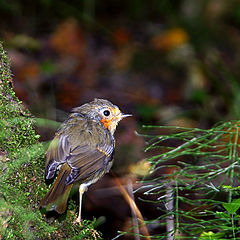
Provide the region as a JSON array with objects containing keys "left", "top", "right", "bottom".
[{"left": 74, "top": 184, "right": 87, "bottom": 224}]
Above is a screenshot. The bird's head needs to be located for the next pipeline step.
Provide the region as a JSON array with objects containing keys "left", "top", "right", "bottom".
[{"left": 72, "top": 98, "right": 131, "bottom": 134}]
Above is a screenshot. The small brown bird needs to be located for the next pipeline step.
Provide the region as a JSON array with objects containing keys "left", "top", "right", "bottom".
[{"left": 40, "top": 98, "right": 131, "bottom": 223}]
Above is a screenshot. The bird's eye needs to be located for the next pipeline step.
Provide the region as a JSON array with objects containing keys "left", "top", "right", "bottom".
[{"left": 103, "top": 110, "right": 111, "bottom": 117}]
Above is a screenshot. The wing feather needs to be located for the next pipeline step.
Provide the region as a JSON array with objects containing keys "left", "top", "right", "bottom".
[{"left": 44, "top": 117, "right": 114, "bottom": 184}]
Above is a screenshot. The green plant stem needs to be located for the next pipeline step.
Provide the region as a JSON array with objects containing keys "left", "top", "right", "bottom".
[
  {"left": 232, "top": 214, "right": 235, "bottom": 240},
  {"left": 229, "top": 126, "right": 239, "bottom": 203},
  {"left": 175, "top": 176, "right": 179, "bottom": 240},
  {"left": 142, "top": 122, "right": 240, "bottom": 239}
]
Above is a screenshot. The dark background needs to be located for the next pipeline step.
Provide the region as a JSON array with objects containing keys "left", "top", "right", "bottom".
[{"left": 2, "top": 0, "right": 240, "bottom": 238}]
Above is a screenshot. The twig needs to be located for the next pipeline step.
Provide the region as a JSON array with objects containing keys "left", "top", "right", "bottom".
[
  {"left": 127, "top": 179, "right": 140, "bottom": 240},
  {"left": 112, "top": 173, "right": 150, "bottom": 240}
]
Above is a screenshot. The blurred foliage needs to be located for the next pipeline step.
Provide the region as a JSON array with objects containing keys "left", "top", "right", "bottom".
[
  {"left": 2, "top": 0, "right": 240, "bottom": 127},
  {"left": 138, "top": 121, "right": 240, "bottom": 239}
]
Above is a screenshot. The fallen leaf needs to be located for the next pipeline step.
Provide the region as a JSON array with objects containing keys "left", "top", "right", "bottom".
[
  {"left": 113, "top": 27, "right": 131, "bottom": 47},
  {"left": 151, "top": 28, "right": 189, "bottom": 51},
  {"left": 49, "top": 18, "right": 86, "bottom": 57}
]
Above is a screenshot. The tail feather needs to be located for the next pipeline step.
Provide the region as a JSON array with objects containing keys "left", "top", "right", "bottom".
[{"left": 40, "top": 164, "right": 73, "bottom": 214}]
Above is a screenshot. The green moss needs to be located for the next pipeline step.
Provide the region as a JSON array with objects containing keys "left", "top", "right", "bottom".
[
  {"left": 0, "top": 43, "right": 39, "bottom": 154},
  {"left": 0, "top": 42, "right": 102, "bottom": 239}
]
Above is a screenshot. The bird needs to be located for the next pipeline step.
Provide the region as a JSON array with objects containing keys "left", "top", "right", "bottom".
[{"left": 40, "top": 98, "right": 131, "bottom": 223}]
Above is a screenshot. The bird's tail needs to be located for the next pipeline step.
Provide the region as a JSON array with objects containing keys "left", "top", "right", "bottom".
[{"left": 40, "top": 164, "right": 73, "bottom": 214}]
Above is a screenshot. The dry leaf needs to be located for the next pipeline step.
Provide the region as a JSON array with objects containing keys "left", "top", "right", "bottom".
[
  {"left": 49, "top": 18, "right": 86, "bottom": 57},
  {"left": 113, "top": 27, "right": 131, "bottom": 47},
  {"left": 151, "top": 28, "right": 189, "bottom": 51}
]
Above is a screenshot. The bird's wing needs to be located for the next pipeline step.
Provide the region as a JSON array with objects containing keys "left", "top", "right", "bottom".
[
  {"left": 45, "top": 117, "right": 114, "bottom": 184},
  {"left": 45, "top": 134, "right": 71, "bottom": 179}
]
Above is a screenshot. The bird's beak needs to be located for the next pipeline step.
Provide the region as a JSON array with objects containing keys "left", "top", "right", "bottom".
[{"left": 121, "top": 113, "right": 132, "bottom": 119}]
